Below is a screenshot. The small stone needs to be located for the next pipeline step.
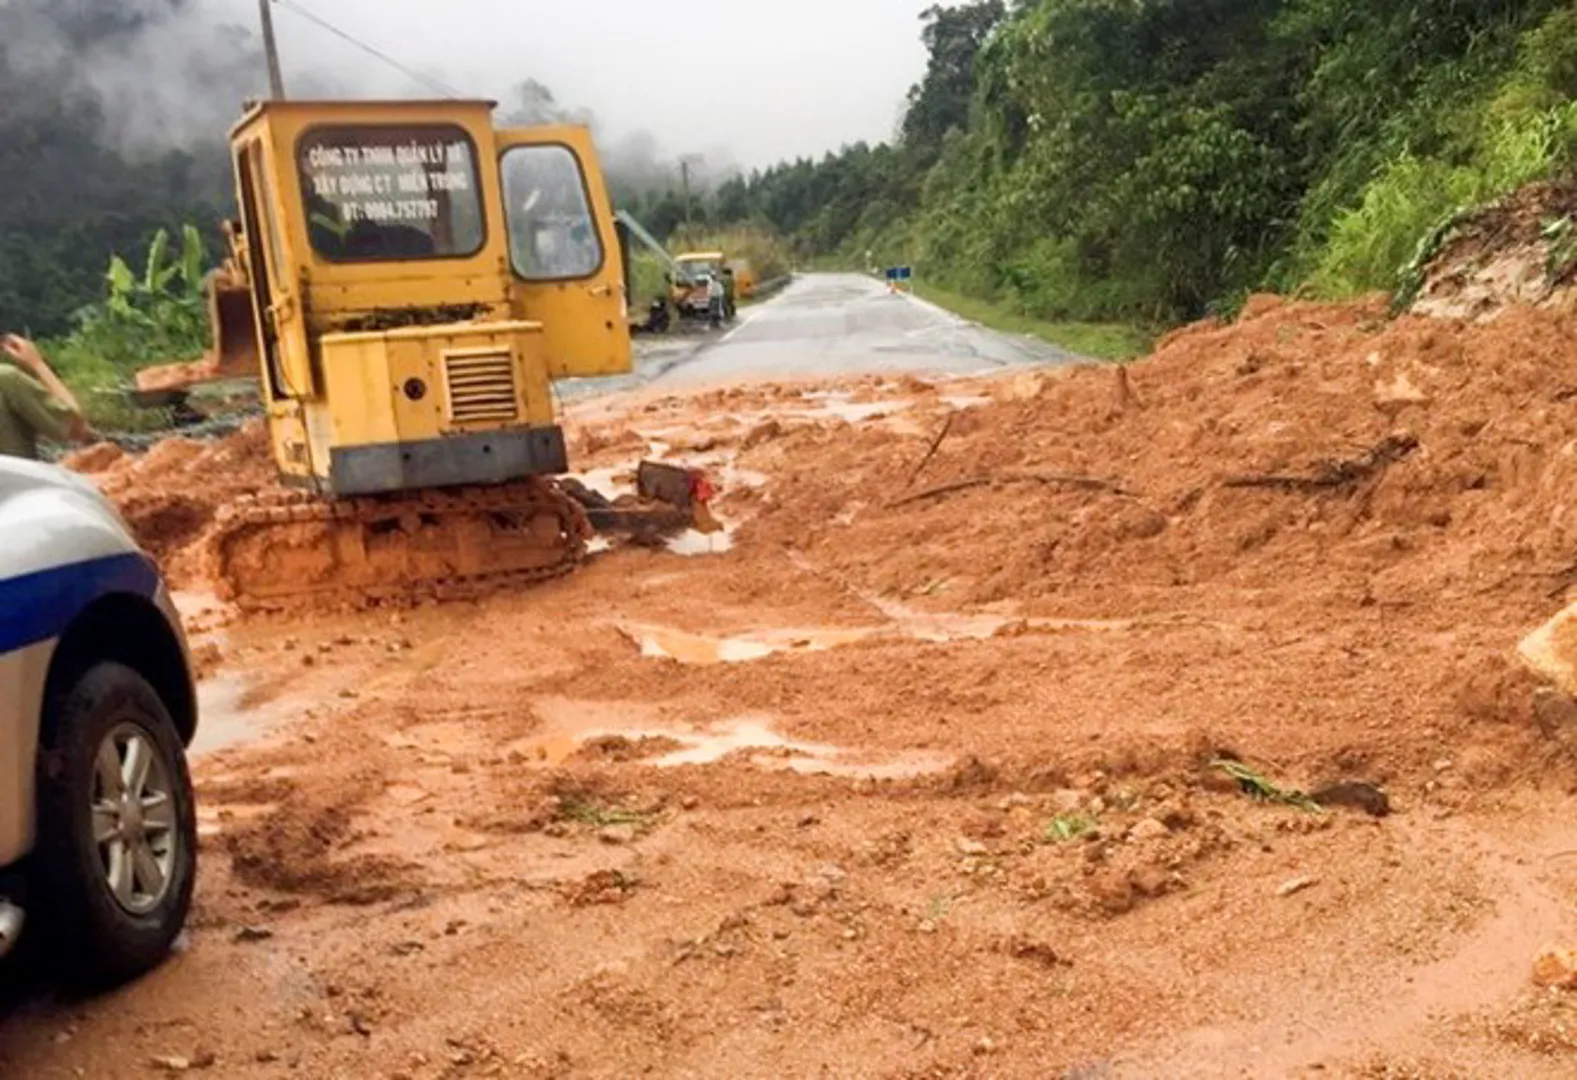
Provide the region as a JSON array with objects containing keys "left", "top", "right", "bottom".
[
  {"left": 1277, "top": 876, "right": 1318, "bottom": 898},
  {"left": 1310, "top": 781, "right": 1391, "bottom": 818},
  {"left": 680, "top": 795, "right": 701, "bottom": 810},
  {"left": 917, "top": 919, "right": 937, "bottom": 934},
  {"left": 1128, "top": 818, "right": 1170, "bottom": 842},
  {"left": 955, "top": 838, "right": 990, "bottom": 857},
  {"left": 1433, "top": 758, "right": 1453, "bottom": 772},
  {"left": 1050, "top": 789, "right": 1085, "bottom": 812},
  {"left": 599, "top": 824, "right": 638, "bottom": 845},
  {"left": 190, "top": 1051, "right": 216, "bottom": 1070},
  {"left": 254, "top": 1050, "right": 278, "bottom": 1064},
  {"left": 815, "top": 864, "right": 846, "bottom": 885},
  {"left": 337, "top": 688, "right": 358, "bottom": 699},
  {"left": 974, "top": 1036, "right": 997, "bottom": 1055},
  {"left": 300, "top": 654, "right": 316, "bottom": 668},
  {"left": 1533, "top": 688, "right": 1577, "bottom": 734},
  {"left": 1533, "top": 945, "right": 1577, "bottom": 989},
  {"left": 53, "top": 1031, "right": 71, "bottom": 1045},
  {"left": 233, "top": 925, "right": 273, "bottom": 943},
  {"left": 281, "top": 638, "right": 299, "bottom": 651},
  {"left": 997, "top": 793, "right": 1035, "bottom": 810},
  {"left": 150, "top": 1057, "right": 191, "bottom": 1073}
]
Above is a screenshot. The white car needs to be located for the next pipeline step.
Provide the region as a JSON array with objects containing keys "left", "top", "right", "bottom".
[{"left": 0, "top": 457, "right": 198, "bottom": 986}]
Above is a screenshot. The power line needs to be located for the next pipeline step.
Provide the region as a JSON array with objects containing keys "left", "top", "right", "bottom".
[{"left": 270, "top": 0, "right": 467, "bottom": 99}]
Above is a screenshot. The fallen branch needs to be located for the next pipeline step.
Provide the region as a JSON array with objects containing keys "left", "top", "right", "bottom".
[
  {"left": 906, "top": 414, "right": 954, "bottom": 488},
  {"left": 1222, "top": 434, "right": 1419, "bottom": 493},
  {"left": 888, "top": 470, "right": 1136, "bottom": 508}
]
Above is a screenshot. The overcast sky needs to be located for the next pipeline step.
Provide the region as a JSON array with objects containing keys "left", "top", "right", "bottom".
[{"left": 214, "top": 0, "right": 936, "bottom": 168}]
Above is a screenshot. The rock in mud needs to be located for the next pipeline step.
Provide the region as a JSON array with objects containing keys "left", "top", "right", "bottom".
[
  {"left": 1533, "top": 946, "right": 1577, "bottom": 990},
  {"left": 1310, "top": 780, "right": 1391, "bottom": 817},
  {"left": 1518, "top": 602, "right": 1577, "bottom": 697},
  {"left": 1276, "top": 876, "right": 1318, "bottom": 898},
  {"left": 1532, "top": 687, "right": 1577, "bottom": 735},
  {"left": 1127, "top": 818, "right": 1171, "bottom": 842}
]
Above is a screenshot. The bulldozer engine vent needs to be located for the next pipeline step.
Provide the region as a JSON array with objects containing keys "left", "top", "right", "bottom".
[{"left": 443, "top": 350, "right": 520, "bottom": 424}]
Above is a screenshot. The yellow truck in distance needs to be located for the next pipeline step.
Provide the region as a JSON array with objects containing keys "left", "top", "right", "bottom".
[{"left": 669, "top": 251, "right": 755, "bottom": 319}]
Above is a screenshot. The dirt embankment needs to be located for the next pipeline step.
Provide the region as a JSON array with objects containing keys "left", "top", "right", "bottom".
[{"left": 1411, "top": 177, "right": 1577, "bottom": 321}]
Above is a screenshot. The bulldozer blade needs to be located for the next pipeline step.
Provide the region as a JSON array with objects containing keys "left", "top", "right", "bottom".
[
  {"left": 133, "top": 268, "right": 259, "bottom": 394},
  {"left": 636, "top": 460, "right": 698, "bottom": 510},
  {"left": 208, "top": 273, "right": 260, "bottom": 381}
]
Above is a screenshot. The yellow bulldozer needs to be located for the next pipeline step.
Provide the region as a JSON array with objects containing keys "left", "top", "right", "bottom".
[{"left": 148, "top": 98, "right": 712, "bottom": 608}]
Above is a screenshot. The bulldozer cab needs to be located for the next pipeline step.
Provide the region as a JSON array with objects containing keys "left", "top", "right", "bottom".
[
  {"left": 495, "top": 125, "right": 630, "bottom": 378},
  {"left": 217, "top": 100, "right": 632, "bottom": 494},
  {"left": 219, "top": 100, "right": 632, "bottom": 389}
]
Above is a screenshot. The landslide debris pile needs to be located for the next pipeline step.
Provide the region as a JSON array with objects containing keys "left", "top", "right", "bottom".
[
  {"left": 744, "top": 294, "right": 1577, "bottom": 615},
  {"left": 70, "top": 244, "right": 1577, "bottom": 626},
  {"left": 66, "top": 419, "right": 273, "bottom": 585}
]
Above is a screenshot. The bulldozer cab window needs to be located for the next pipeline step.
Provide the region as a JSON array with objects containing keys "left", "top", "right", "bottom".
[
  {"left": 501, "top": 144, "right": 603, "bottom": 281},
  {"left": 297, "top": 124, "right": 485, "bottom": 262}
]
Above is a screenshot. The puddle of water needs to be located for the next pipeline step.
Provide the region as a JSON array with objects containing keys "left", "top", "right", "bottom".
[
  {"left": 721, "top": 464, "right": 769, "bottom": 489},
  {"left": 620, "top": 623, "right": 880, "bottom": 666},
  {"left": 511, "top": 704, "right": 949, "bottom": 781},
  {"left": 633, "top": 625, "right": 774, "bottom": 664},
  {"left": 574, "top": 467, "right": 634, "bottom": 501},
  {"left": 192, "top": 674, "right": 271, "bottom": 756},
  {"left": 192, "top": 670, "right": 325, "bottom": 757},
  {"left": 666, "top": 528, "right": 736, "bottom": 557},
  {"left": 619, "top": 602, "right": 1181, "bottom": 670}
]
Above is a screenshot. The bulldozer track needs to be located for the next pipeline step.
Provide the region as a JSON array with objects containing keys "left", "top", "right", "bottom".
[{"left": 211, "top": 479, "right": 591, "bottom": 612}]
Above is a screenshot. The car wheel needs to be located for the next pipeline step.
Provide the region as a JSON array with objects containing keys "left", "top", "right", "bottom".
[{"left": 35, "top": 661, "right": 197, "bottom": 988}]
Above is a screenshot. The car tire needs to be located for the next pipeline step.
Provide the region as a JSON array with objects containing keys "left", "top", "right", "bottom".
[{"left": 34, "top": 661, "right": 197, "bottom": 989}]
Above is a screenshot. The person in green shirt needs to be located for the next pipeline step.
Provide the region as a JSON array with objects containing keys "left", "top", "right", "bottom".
[{"left": 0, "top": 335, "right": 93, "bottom": 460}]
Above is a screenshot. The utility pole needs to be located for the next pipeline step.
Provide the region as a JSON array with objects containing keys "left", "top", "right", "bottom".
[
  {"left": 680, "top": 159, "right": 692, "bottom": 226},
  {"left": 258, "top": 0, "right": 286, "bottom": 99}
]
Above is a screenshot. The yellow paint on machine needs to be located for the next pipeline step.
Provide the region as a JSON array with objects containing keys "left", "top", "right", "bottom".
[{"left": 215, "top": 98, "right": 634, "bottom": 491}]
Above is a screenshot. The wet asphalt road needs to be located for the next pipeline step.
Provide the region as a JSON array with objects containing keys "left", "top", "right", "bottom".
[{"left": 558, "top": 273, "right": 1078, "bottom": 399}]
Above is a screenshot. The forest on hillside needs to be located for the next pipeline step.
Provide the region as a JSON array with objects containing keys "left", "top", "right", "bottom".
[
  {"left": 4, "top": 0, "right": 1574, "bottom": 352},
  {"left": 720, "top": 0, "right": 1577, "bottom": 323}
]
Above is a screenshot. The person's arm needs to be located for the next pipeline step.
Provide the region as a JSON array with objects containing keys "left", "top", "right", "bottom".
[{"left": 1, "top": 335, "right": 93, "bottom": 442}]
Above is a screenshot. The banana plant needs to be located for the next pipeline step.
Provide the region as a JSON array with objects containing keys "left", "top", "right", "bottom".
[{"left": 105, "top": 226, "right": 207, "bottom": 315}]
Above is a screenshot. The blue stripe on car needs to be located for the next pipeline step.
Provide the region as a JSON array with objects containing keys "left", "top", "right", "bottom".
[{"left": 0, "top": 552, "right": 161, "bottom": 655}]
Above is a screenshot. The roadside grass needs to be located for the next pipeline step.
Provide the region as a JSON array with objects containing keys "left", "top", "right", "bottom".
[{"left": 910, "top": 281, "right": 1153, "bottom": 361}]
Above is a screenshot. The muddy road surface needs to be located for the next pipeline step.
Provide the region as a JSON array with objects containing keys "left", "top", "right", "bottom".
[
  {"left": 558, "top": 274, "right": 1073, "bottom": 399},
  {"left": 4, "top": 281, "right": 1577, "bottom": 1078}
]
